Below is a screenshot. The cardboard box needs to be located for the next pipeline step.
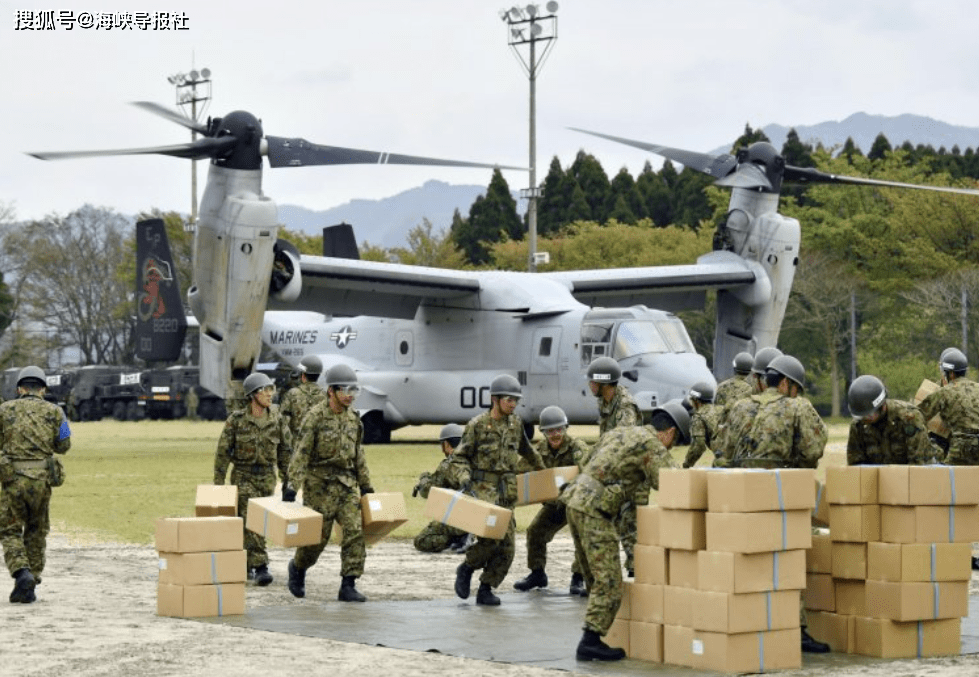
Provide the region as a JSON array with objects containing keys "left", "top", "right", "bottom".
[
  {"left": 854, "top": 616, "right": 961, "bottom": 658},
  {"left": 155, "top": 516, "right": 243, "bottom": 554},
  {"left": 631, "top": 583, "right": 664, "bottom": 624},
  {"left": 605, "top": 617, "right": 629, "bottom": 655},
  {"left": 807, "top": 532, "right": 833, "bottom": 574},
  {"left": 691, "top": 628, "right": 802, "bottom": 673},
  {"left": 658, "top": 468, "right": 709, "bottom": 509},
  {"left": 634, "top": 544, "right": 668, "bottom": 585},
  {"left": 864, "top": 580, "right": 969, "bottom": 621},
  {"left": 813, "top": 478, "right": 829, "bottom": 528},
  {"left": 914, "top": 380, "right": 951, "bottom": 439},
  {"left": 880, "top": 504, "right": 979, "bottom": 543},
  {"left": 360, "top": 492, "right": 408, "bottom": 545},
  {"left": 663, "top": 624, "right": 695, "bottom": 668},
  {"left": 806, "top": 611, "right": 854, "bottom": 653},
  {"left": 705, "top": 510, "right": 811, "bottom": 553},
  {"left": 832, "top": 542, "right": 868, "bottom": 580},
  {"left": 829, "top": 504, "right": 881, "bottom": 542},
  {"left": 878, "top": 465, "right": 979, "bottom": 506},
  {"left": 663, "top": 585, "right": 695, "bottom": 627},
  {"left": 707, "top": 468, "right": 815, "bottom": 513},
  {"left": 514, "top": 466, "right": 579, "bottom": 506},
  {"left": 867, "top": 542, "right": 973, "bottom": 582},
  {"left": 158, "top": 550, "right": 247, "bottom": 585},
  {"left": 698, "top": 549, "right": 806, "bottom": 593},
  {"left": 803, "top": 573, "right": 835, "bottom": 612},
  {"left": 826, "top": 466, "right": 879, "bottom": 505},
  {"left": 157, "top": 582, "right": 245, "bottom": 617},
  {"left": 629, "top": 621, "right": 663, "bottom": 662},
  {"left": 668, "top": 549, "right": 698, "bottom": 588},
  {"left": 835, "top": 579, "right": 866, "bottom": 616},
  {"left": 658, "top": 508, "right": 706, "bottom": 550},
  {"left": 692, "top": 589, "right": 800, "bottom": 633},
  {"left": 423, "top": 487, "right": 512, "bottom": 539},
  {"left": 195, "top": 484, "right": 238, "bottom": 517},
  {"left": 616, "top": 580, "right": 632, "bottom": 620},
  {"left": 246, "top": 496, "right": 323, "bottom": 547},
  {"left": 636, "top": 505, "right": 660, "bottom": 546}
]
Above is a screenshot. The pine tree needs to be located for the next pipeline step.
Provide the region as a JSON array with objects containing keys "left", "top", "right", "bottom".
[
  {"left": 451, "top": 169, "right": 522, "bottom": 265},
  {"left": 868, "top": 133, "right": 892, "bottom": 162}
]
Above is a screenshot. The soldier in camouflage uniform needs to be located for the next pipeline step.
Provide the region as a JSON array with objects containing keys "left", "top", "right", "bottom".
[
  {"left": 513, "top": 406, "right": 591, "bottom": 595},
  {"left": 714, "top": 351, "right": 754, "bottom": 408},
  {"left": 0, "top": 367, "right": 71, "bottom": 604},
  {"left": 213, "top": 372, "right": 292, "bottom": 587},
  {"left": 563, "top": 401, "right": 686, "bottom": 661},
  {"left": 412, "top": 423, "right": 469, "bottom": 553},
  {"left": 278, "top": 355, "right": 328, "bottom": 501},
  {"left": 918, "top": 348, "right": 979, "bottom": 466},
  {"left": 682, "top": 381, "right": 721, "bottom": 468},
  {"left": 286, "top": 363, "right": 374, "bottom": 602},
  {"left": 451, "top": 374, "right": 544, "bottom": 606},
  {"left": 847, "top": 375, "right": 942, "bottom": 465}
]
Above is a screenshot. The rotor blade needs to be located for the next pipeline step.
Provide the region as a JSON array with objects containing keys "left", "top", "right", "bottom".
[
  {"left": 28, "top": 136, "right": 237, "bottom": 162},
  {"left": 784, "top": 165, "right": 979, "bottom": 196},
  {"left": 568, "top": 127, "right": 738, "bottom": 179},
  {"left": 132, "top": 101, "right": 210, "bottom": 136},
  {"left": 713, "top": 163, "right": 773, "bottom": 191},
  {"left": 264, "top": 136, "right": 526, "bottom": 171}
]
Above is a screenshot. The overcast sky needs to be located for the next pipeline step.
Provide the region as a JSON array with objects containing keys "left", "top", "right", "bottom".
[{"left": 2, "top": 0, "right": 977, "bottom": 223}]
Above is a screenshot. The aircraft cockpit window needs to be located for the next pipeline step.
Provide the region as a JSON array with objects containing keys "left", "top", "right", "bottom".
[
  {"left": 656, "top": 318, "right": 696, "bottom": 353},
  {"left": 612, "top": 321, "right": 669, "bottom": 359},
  {"left": 580, "top": 322, "right": 613, "bottom": 365}
]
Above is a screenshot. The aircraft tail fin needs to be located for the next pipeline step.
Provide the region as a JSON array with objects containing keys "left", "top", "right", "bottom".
[
  {"left": 135, "top": 218, "right": 188, "bottom": 362},
  {"left": 323, "top": 223, "right": 360, "bottom": 259}
]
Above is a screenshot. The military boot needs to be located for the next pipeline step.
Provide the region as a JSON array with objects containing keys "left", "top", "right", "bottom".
[
  {"left": 801, "top": 627, "right": 830, "bottom": 653},
  {"left": 972, "top": 556, "right": 979, "bottom": 571},
  {"left": 253, "top": 564, "right": 273, "bottom": 587},
  {"left": 338, "top": 575, "right": 366, "bottom": 602},
  {"left": 569, "top": 572, "right": 586, "bottom": 596},
  {"left": 576, "top": 629, "right": 625, "bottom": 661},
  {"left": 476, "top": 583, "right": 500, "bottom": 606},
  {"left": 514, "top": 568, "right": 548, "bottom": 591},
  {"left": 455, "top": 562, "right": 474, "bottom": 599},
  {"left": 9, "top": 568, "right": 36, "bottom": 604},
  {"left": 287, "top": 560, "right": 306, "bottom": 598}
]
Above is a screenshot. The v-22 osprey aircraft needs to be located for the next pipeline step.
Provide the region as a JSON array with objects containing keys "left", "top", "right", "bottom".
[{"left": 32, "top": 102, "right": 979, "bottom": 442}]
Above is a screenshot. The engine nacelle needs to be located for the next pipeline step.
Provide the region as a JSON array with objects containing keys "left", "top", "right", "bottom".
[{"left": 270, "top": 239, "right": 302, "bottom": 303}]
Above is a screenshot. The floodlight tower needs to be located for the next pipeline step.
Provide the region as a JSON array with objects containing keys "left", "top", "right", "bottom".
[
  {"left": 167, "top": 67, "right": 212, "bottom": 231},
  {"left": 501, "top": 3, "right": 558, "bottom": 272}
]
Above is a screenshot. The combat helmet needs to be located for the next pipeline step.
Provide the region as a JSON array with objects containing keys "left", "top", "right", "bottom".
[
  {"left": 689, "top": 381, "right": 715, "bottom": 404},
  {"left": 16, "top": 365, "right": 46, "bottom": 387},
  {"left": 848, "top": 375, "right": 887, "bottom": 419},
  {"left": 767, "top": 355, "right": 806, "bottom": 389},
  {"left": 940, "top": 348, "right": 968, "bottom": 375},
  {"left": 587, "top": 356, "right": 621, "bottom": 384},
  {"left": 299, "top": 355, "right": 324, "bottom": 378},
  {"left": 652, "top": 399, "right": 691, "bottom": 445},
  {"left": 242, "top": 372, "right": 274, "bottom": 397},
  {"left": 539, "top": 405, "right": 569, "bottom": 431},
  {"left": 751, "top": 346, "right": 783, "bottom": 375},
  {"left": 490, "top": 374, "right": 522, "bottom": 398},
  {"left": 325, "top": 363, "right": 358, "bottom": 388},
  {"left": 733, "top": 351, "right": 754, "bottom": 375},
  {"left": 439, "top": 423, "right": 464, "bottom": 445}
]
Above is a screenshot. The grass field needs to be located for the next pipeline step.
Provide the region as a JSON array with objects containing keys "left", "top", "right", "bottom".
[{"left": 50, "top": 419, "right": 850, "bottom": 545}]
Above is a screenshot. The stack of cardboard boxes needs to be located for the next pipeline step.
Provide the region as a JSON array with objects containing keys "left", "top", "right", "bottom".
[
  {"left": 805, "top": 465, "right": 976, "bottom": 658},
  {"left": 611, "top": 468, "right": 814, "bottom": 673}
]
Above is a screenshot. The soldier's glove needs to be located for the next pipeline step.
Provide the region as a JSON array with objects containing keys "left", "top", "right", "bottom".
[
  {"left": 360, "top": 486, "right": 375, "bottom": 496},
  {"left": 412, "top": 484, "right": 420, "bottom": 498},
  {"left": 460, "top": 481, "right": 476, "bottom": 497},
  {"left": 282, "top": 484, "right": 297, "bottom": 502}
]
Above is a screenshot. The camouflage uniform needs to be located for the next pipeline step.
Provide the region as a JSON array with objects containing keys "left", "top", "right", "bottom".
[
  {"left": 722, "top": 390, "right": 826, "bottom": 469},
  {"left": 562, "top": 426, "right": 677, "bottom": 635},
  {"left": 289, "top": 400, "right": 372, "bottom": 577},
  {"left": 214, "top": 406, "right": 292, "bottom": 569},
  {"left": 848, "top": 399, "right": 943, "bottom": 466},
  {"left": 0, "top": 393, "right": 71, "bottom": 579},
  {"left": 278, "top": 380, "right": 327, "bottom": 488},
  {"left": 918, "top": 378, "right": 979, "bottom": 465},
  {"left": 682, "top": 403, "right": 721, "bottom": 468},
  {"left": 449, "top": 410, "right": 544, "bottom": 588},
  {"left": 714, "top": 373, "right": 753, "bottom": 408},
  {"left": 413, "top": 451, "right": 466, "bottom": 553}
]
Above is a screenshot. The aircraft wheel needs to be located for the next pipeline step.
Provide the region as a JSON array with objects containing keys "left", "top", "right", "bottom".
[{"left": 362, "top": 411, "right": 391, "bottom": 444}]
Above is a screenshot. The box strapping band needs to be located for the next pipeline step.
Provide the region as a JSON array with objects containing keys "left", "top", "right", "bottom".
[
  {"left": 948, "top": 505, "right": 955, "bottom": 542},
  {"left": 815, "top": 480, "right": 824, "bottom": 510},
  {"left": 949, "top": 466, "right": 957, "bottom": 505},
  {"left": 771, "top": 551, "right": 780, "bottom": 590},
  {"left": 216, "top": 583, "right": 224, "bottom": 616},
  {"left": 441, "top": 491, "right": 462, "bottom": 524},
  {"left": 765, "top": 591, "right": 772, "bottom": 630},
  {"left": 917, "top": 621, "right": 924, "bottom": 657},
  {"left": 930, "top": 543, "right": 937, "bottom": 582},
  {"left": 757, "top": 632, "right": 765, "bottom": 672},
  {"left": 263, "top": 510, "right": 269, "bottom": 537},
  {"left": 521, "top": 475, "right": 531, "bottom": 504},
  {"left": 210, "top": 553, "right": 218, "bottom": 584},
  {"left": 933, "top": 582, "right": 940, "bottom": 619},
  {"left": 775, "top": 472, "right": 788, "bottom": 550}
]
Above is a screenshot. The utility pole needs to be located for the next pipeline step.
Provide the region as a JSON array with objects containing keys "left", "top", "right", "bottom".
[{"left": 167, "top": 66, "right": 212, "bottom": 232}]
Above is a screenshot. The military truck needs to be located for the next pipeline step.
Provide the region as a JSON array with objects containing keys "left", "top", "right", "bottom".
[
  {"left": 70, "top": 365, "right": 145, "bottom": 421},
  {"left": 138, "top": 365, "right": 226, "bottom": 420}
]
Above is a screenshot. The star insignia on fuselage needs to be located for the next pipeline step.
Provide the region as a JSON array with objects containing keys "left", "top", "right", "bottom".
[{"left": 331, "top": 325, "right": 358, "bottom": 349}]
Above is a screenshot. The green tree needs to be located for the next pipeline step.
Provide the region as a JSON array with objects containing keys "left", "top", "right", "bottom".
[
  {"left": 637, "top": 159, "right": 676, "bottom": 227},
  {"left": 608, "top": 168, "right": 644, "bottom": 225},
  {"left": 389, "top": 218, "right": 467, "bottom": 268},
  {"left": 730, "top": 124, "right": 771, "bottom": 153},
  {"left": 451, "top": 168, "right": 521, "bottom": 265},
  {"left": 868, "top": 133, "right": 893, "bottom": 162},
  {"left": 781, "top": 128, "right": 815, "bottom": 168},
  {"left": 568, "top": 151, "right": 611, "bottom": 223},
  {"left": 537, "top": 156, "right": 570, "bottom": 236}
]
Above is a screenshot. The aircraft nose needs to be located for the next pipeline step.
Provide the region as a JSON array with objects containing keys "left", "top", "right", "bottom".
[{"left": 627, "top": 353, "right": 715, "bottom": 408}]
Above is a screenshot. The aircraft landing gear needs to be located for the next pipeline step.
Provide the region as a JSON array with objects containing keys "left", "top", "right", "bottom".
[{"left": 361, "top": 410, "right": 391, "bottom": 444}]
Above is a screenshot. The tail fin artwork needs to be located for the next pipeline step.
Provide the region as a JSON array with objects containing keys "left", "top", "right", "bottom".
[{"left": 135, "top": 219, "right": 188, "bottom": 362}]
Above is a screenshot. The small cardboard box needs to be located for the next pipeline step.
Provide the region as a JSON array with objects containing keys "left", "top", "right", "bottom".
[
  {"left": 158, "top": 550, "right": 247, "bottom": 585},
  {"left": 636, "top": 505, "right": 660, "bottom": 546},
  {"left": 514, "top": 466, "right": 579, "bottom": 506},
  {"left": 829, "top": 504, "right": 881, "bottom": 542},
  {"left": 658, "top": 508, "right": 706, "bottom": 550},
  {"left": 663, "top": 585, "right": 695, "bottom": 627},
  {"left": 806, "top": 611, "right": 854, "bottom": 653},
  {"left": 658, "top": 468, "right": 709, "bottom": 509},
  {"left": 878, "top": 465, "right": 979, "bottom": 506},
  {"left": 803, "top": 573, "right": 835, "bottom": 612},
  {"left": 807, "top": 532, "right": 833, "bottom": 574},
  {"left": 692, "top": 589, "right": 800, "bottom": 633},
  {"left": 668, "top": 549, "right": 698, "bottom": 588},
  {"left": 864, "top": 580, "right": 969, "bottom": 621},
  {"left": 155, "top": 516, "right": 243, "bottom": 554},
  {"left": 854, "top": 616, "right": 961, "bottom": 658},
  {"left": 629, "top": 621, "right": 663, "bottom": 663},
  {"left": 246, "top": 496, "right": 323, "bottom": 547},
  {"left": 195, "top": 484, "right": 238, "bottom": 517},
  {"left": 867, "top": 542, "right": 973, "bottom": 582},
  {"left": 832, "top": 542, "right": 868, "bottom": 580},
  {"left": 605, "top": 617, "right": 629, "bottom": 655},
  {"left": 634, "top": 544, "right": 668, "bottom": 585},
  {"left": 631, "top": 583, "right": 664, "bottom": 624},
  {"left": 826, "top": 466, "right": 879, "bottom": 505},
  {"left": 705, "top": 510, "right": 811, "bottom": 553},
  {"left": 707, "top": 468, "right": 815, "bottom": 512},
  {"left": 698, "top": 550, "right": 806, "bottom": 593},
  {"left": 423, "top": 487, "right": 512, "bottom": 539},
  {"left": 157, "top": 582, "right": 245, "bottom": 617},
  {"left": 360, "top": 492, "right": 408, "bottom": 546},
  {"left": 914, "top": 380, "right": 951, "bottom": 439},
  {"left": 835, "top": 579, "right": 867, "bottom": 616},
  {"left": 813, "top": 478, "right": 829, "bottom": 528},
  {"left": 880, "top": 504, "right": 979, "bottom": 543},
  {"left": 691, "top": 628, "right": 802, "bottom": 673},
  {"left": 663, "top": 624, "right": 695, "bottom": 668}
]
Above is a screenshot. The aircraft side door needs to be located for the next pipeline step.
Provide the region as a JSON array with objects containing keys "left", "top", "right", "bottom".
[{"left": 527, "top": 326, "right": 562, "bottom": 405}]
